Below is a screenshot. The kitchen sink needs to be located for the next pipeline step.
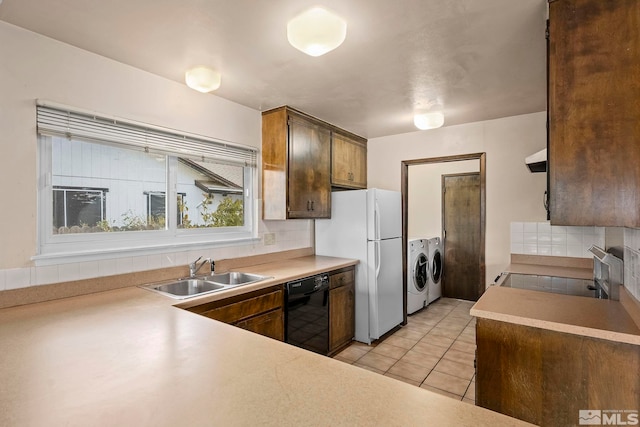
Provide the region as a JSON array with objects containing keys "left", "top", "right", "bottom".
[
  {"left": 142, "top": 278, "right": 226, "bottom": 299},
  {"left": 141, "top": 272, "right": 272, "bottom": 299},
  {"left": 207, "top": 272, "right": 271, "bottom": 286}
]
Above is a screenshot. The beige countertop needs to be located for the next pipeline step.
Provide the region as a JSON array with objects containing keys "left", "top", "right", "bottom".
[
  {"left": 471, "top": 286, "right": 640, "bottom": 346},
  {"left": 0, "top": 255, "right": 530, "bottom": 426}
]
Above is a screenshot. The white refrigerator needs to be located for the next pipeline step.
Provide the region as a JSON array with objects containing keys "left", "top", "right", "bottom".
[{"left": 315, "top": 189, "right": 403, "bottom": 344}]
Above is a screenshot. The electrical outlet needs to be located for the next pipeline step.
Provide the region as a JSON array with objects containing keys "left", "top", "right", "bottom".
[{"left": 264, "top": 232, "right": 276, "bottom": 245}]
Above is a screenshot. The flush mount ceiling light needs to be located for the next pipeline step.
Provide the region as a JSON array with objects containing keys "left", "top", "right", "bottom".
[
  {"left": 185, "top": 66, "right": 221, "bottom": 93},
  {"left": 287, "top": 7, "right": 347, "bottom": 57},
  {"left": 414, "top": 110, "right": 445, "bottom": 130}
]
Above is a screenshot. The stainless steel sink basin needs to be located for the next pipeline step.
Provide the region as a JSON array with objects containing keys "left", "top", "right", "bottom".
[
  {"left": 207, "top": 272, "right": 271, "bottom": 286},
  {"left": 141, "top": 272, "right": 271, "bottom": 299},
  {"left": 143, "top": 278, "right": 226, "bottom": 299}
]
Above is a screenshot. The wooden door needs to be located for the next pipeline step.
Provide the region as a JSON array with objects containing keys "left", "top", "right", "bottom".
[
  {"left": 442, "top": 173, "right": 482, "bottom": 301},
  {"left": 287, "top": 116, "right": 331, "bottom": 218}
]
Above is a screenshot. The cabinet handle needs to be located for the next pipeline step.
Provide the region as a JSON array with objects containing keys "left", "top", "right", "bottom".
[
  {"left": 311, "top": 200, "right": 315, "bottom": 211},
  {"left": 307, "top": 200, "right": 311, "bottom": 211}
]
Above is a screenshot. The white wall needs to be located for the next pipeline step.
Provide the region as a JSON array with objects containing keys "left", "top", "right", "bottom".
[
  {"left": 368, "top": 112, "right": 548, "bottom": 287},
  {"left": 408, "top": 160, "right": 479, "bottom": 240},
  {"left": 0, "top": 22, "right": 312, "bottom": 290}
]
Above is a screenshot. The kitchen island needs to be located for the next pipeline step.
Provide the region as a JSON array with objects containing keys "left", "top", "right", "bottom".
[
  {"left": 471, "top": 256, "right": 640, "bottom": 426},
  {"left": 0, "top": 255, "right": 530, "bottom": 426}
]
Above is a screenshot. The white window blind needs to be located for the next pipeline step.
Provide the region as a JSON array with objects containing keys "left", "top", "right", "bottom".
[{"left": 36, "top": 101, "right": 257, "bottom": 167}]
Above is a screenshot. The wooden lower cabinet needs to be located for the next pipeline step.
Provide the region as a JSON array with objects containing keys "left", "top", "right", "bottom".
[
  {"left": 476, "top": 318, "right": 640, "bottom": 426},
  {"left": 328, "top": 268, "right": 355, "bottom": 355},
  {"left": 186, "top": 285, "right": 284, "bottom": 341}
]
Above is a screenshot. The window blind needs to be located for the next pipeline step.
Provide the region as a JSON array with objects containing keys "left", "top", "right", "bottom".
[{"left": 36, "top": 102, "right": 257, "bottom": 167}]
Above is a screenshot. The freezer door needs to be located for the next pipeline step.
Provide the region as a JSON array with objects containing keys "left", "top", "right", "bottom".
[
  {"left": 367, "top": 237, "right": 403, "bottom": 340},
  {"left": 367, "top": 189, "right": 402, "bottom": 240}
]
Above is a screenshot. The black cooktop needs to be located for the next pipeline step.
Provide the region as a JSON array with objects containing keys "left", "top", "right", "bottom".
[{"left": 500, "top": 273, "right": 603, "bottom": 298}]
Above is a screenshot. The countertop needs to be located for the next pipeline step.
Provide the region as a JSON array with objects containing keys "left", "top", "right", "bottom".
[
  {"left": 472, "top": 255, "right": 640, "bottom": 346},
  {"left": 0, "top": 255, "right": 530, "bottom": 426}
]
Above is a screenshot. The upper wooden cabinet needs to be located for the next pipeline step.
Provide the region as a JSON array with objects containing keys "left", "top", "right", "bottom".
[
  {"left": 262, "top": 107, "right": 331, "bottom": 220},
  {"left": 262, "top": 106, "right": 367, "bottom": 219},
  {"left": 331, "top": 132, "right": 367, "bottom": 189},
  {"left": 548, "top": 0, "right": 640, "bottom": 226}
]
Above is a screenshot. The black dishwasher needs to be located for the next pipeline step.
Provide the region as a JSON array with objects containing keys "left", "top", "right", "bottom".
[{"left": 285, "top": 274, "right": 329, "bottom": 355}]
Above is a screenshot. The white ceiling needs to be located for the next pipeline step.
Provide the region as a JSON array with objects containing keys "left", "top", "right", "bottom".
[{"left": 0, "top": 0, "right": 548, "bottom": 138}]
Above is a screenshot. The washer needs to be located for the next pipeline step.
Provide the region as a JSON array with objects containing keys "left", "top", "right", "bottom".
[
  {"left": 407, "top": 238, "right": 429, "bottom": 314},
  {"left": 427, "top": 237, "right": 443, "bottom": 304}
]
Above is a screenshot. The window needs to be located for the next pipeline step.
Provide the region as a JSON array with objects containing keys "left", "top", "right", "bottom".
[
  {"left": 53, "top": 186, "right": 107, "bottom": 231},
  {"left": 35, "top": 102, "right": 257, "bottom": 260}
]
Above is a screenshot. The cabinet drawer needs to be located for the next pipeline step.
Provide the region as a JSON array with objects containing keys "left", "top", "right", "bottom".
[
  {"left": 200, "top": 289, "right": 283, "bottom": 324},
  {"left": 330, "top": 269, "right": 354, "bottom": 289},
  {"left": 236, "top": 309, "right": 284, "bottom": 341}
]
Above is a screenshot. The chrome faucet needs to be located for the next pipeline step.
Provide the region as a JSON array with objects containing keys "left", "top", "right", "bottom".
[{"left": 189, "top": 256, "right": 212, "bottom": 278}]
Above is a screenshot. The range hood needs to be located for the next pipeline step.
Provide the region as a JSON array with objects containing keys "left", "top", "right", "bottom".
[{"left": 525, "top": 148, "right": 547, "bottom": 173}]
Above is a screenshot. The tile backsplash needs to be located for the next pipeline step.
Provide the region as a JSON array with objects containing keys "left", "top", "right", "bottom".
[
  {"left": 623, "top": 227, "right": 640, "bottom": 301},
  {"left": 510, "top": 221, "right": 605, "bottom": 258},
  {"left": 0, "top": 219, "right": 313, "bottom": 292}
]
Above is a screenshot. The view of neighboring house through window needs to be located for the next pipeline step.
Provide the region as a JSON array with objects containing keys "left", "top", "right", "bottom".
[
  {"left": 36, "top": 103, "right": 257, "bottom": 258},
  {"left": 50, "top": 137, "right": 246, "bottom": 233}
]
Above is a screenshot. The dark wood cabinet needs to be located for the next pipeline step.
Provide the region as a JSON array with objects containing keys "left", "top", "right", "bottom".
[
  {"left": 331, "top": 132, "right": 367, "bottom": 189},
  {"left": 476, "top": 318, "right": 640, "bottom": 426},
  {"left": 262, "top": 107, "right": 331, "bottom": 220},
  {"left": 186, "top": 285, "right": 284, "bottom": 341},
  {"left": 548, "top": 0, "right": 640, "bottom": 226},
  {"left": 328, "top": 267, "right": 355, "bottom": 355}
]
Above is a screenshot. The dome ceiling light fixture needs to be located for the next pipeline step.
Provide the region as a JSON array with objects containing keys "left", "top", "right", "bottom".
[
  {"left": 287, "top": 6, "right": 347, "bottom": 57},
  {"left": 414, "top": 103, "right": 445, "bottom": 130},
  {"left": 185, "top": 66, "right": 221, "bottom": 93}
]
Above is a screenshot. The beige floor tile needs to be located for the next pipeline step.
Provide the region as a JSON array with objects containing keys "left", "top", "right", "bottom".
[
  {"left": 423, "top": 370, "right": 470, "bottom": 396},
  {"left": 411, "top": 342, "right": 448, "bottom": 358},
  {"left": 350, "top": 341, "right": 376, "bottom": 351},
  {"left": 464, "top": 382, "right": 476, "bottom": 400},
  {"left": 420, "top": 384, "right": 463, "bottom": 400},
  {"left": 419, "top": 334, "right": 454, "bottom": 349},
  {"left": 386, "top": 360, "right": 432, "bottom": 383},
  {"left": 402, "top": 323, "right": 434, "bottom": 334},
  {"left": 450, "top": 340, "right": 476, "bottom": 355},
  {"left": 335, "top": 345, "right": 370, "bottom": 363},
  {"left": 385, "top": 373, "right": 421, "bottom": 387},
  {"left": 333, "top": 355, "right": 354, "bottom": 365},
  {"left": 427, "top": 327, "right": 461, "bottom": 339},
  {"left": 399, "top": 350, "right": 441, "bottom": 370},
  {"left": 456, "top": 333, "right": 476, "bottom": 345},
  {"left": 392, "top": 328, "right": 426, "bottom": 341},
  {"left": 436, "top": 322, "right": 467, "bottom": 333},
  {"left": 383, "top": 335, "right": 418, "bottom": 349},
  {"left": 371, "top": 343, "right": 409, "bottom": 360},
  {"left": 356, "top": 351, "right": 398, "bottom": 372},
  {"left": 442, "top": 348, "right": 475, "bottom": 367},
  {"left": 408, "top": 316, "right": 440, "bottom": 327},
  {"left": 353, "top": 362, "right": 386, "bottom": 375},
  {"left": 434, "top": 358, "right": 475, "bottom": 381},
  {"left": 463, "top": 397, "right": 476, "bottom": 405}
]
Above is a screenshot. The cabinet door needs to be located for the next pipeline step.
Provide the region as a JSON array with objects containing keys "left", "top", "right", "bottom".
[
  {"left": 549, "top": 0, "right": 640, "bottom": 226},
  {"left": 332, "top": 133, "right": 367, "bottom": 189},
  {"left": 236, "top": 309, "right": 284, "bottom": 341},
  {"left": 287, "top": 116, "right": 331, "bottom": 218},
  {"left": 329, "top": 280, "right": 355, "bottom": 353},
  {"left": 197, "top": 289, "right": 282, "bottom": 324}
]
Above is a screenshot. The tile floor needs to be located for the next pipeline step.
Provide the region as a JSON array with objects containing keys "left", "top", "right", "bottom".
[{"left": 334, "top": 297, "right": 477, "bottom": 404}]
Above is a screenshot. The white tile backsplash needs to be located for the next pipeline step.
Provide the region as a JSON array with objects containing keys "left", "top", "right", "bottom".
[{"left": 510, "top": 221, "right": 605, "bottom": 259}]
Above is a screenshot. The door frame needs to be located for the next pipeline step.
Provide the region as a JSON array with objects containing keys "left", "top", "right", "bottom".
[
  {"left": 400, "top": 153, "right": 486, "bottom": 324},
  {"left": 442, "top": 171, "right": 484, "bottom": 301}
]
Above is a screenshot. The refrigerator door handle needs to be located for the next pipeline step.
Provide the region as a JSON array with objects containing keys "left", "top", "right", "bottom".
[{"left": 375, "top": 241, "right": 381, "bottom": 279}]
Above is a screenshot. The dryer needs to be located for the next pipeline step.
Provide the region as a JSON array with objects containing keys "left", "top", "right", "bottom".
[
  {"left": 427, "top": 237, "right": 443, "bottom": 303},
  {"left": 407, "top": 238, "right": 429, "bottom": 314}
]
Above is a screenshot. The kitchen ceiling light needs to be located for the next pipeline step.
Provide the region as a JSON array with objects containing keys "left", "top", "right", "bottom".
[
  {"left": 414, "top": 111, "right": 445, "bottom": 130},
  {"left": 287, "top": 7, "right": 347, "bottom": 57},
  {"left": 185, "top": 66, "right": 221, "bottom": 93}
]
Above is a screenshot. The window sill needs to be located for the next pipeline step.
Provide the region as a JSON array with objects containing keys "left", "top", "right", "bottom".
[{"left": 32, "top": 236, "right": 262, "bottom": 266}]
